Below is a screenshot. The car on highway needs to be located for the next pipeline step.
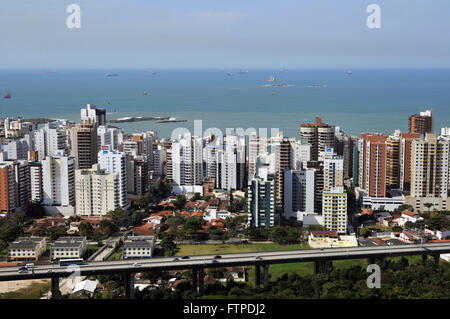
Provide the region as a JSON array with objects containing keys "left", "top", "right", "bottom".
[
  {"left": 133, "top": 263, "right": 142, "bottom": 267},
  {"left": 25, "top": 263, "right": 36, "bottom": 269},
  {"left": 255, "top": 256, "right": 262, "bottom": 260},
  {"left": 214, "top": 255, "right": 222, "bottom": 259},
  {"left": 47, "top": 269, "right": 54, "bottom": 273},
  {"left": 212, "top": 259, "right": 219, "bottom": 264},
  {"left": 172, "top": 257, "right": 179, "bottom": 262},
  {"left": 17, "top": 268, "right": 28, "bottom": 274},
  {"left": 181, "top": 256, "right": 190, "bottom": 259}
]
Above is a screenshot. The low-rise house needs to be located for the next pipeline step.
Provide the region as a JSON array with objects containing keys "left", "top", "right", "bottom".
[
  {"left": 142, "top": 215, "right": 163, "bottom": 224},
  {"left": 397, "top": 210, "right": 424, "bottom": 227},
  {"left": 123, "top": 236, "right": 155, "bottom": 259},
  {"left": 218, "top": 267, "right": 246, "bottom": 283},
  {"left": 399, "top": 229, "right": 430, "bottom": 244},
  {"left": 8, "top": 237, "right": 47, "bottom": 262},
  {"left": 308, "top": 230, "right": 338, "bottom": 248},
  {"left": 26, "top": 215, "right": 68, "bottom": 235},
  {"left": 425, "top": 228, "right": 450, "bottom": 240},
  {"left": 308, "top": 230, "right": 358, "bottom": 248},
  {"left": 51, "top": 237, "right": 87, "bottom": 260},
  {"left": 132, "top": 222, "right": 161, "bottom": 236},
  {"left": 67, "top": 221, "right": 82, "bottom": 235},
  {"left": 191, "top": 211, "right": 204, "bottom": 218},
  {"left": 72, "top": 279, "right": 99, "bottom": 296}
]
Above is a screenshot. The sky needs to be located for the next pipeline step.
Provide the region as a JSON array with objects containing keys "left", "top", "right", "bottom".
[{"left": 1, "top": 0, "right": 450, "bottom": 69}]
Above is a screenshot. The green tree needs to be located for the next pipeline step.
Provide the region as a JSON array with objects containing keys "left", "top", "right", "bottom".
[
  {"left": 79, "top": 222, "right": 94, "bottom": 239},
  {"left": 106, "top": 208, "right": 127, "bottom": 228},
  {"left": 360, "top": 227, "right": 372, "bottom": 238},
  {"left": 191, "top": 192, "right": 202, "bottom": 202},
  {"left": 160, "top": 233, "right": 178, "bottom": 256},
  {"left": 174, "top": 195, "right": 187, "bottom": 210},
  {"left": 99, "top": 220, "right": 118, "bottom": 238},
  {"left": 134, "top": 193, "right": 151, "bottom": 210},
  {"left": 130, "top": 210, "right": 148, "bottom": 226}
]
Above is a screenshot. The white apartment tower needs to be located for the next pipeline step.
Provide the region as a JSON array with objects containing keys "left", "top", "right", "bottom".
[
  {"left": 75, "top": 164, "right": 120, "bottom": 216},
  {"left": 171, "top": 134, "right": 203, "bottom": 186},
  {"left": 42, "top": 155, "right": 76, "bottom": 207},
  {"left": 97, "top": 149, "right": 127, "bottom": 207},
  {"left": 34, "top": 123, "right": 67, "bottom": 160}
]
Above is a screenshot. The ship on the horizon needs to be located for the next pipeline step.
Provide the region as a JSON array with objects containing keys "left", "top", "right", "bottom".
[
  {"left": 345, "top": 70, "right": 353, "bottom": 75},
  {"left": 267, "top": 76, "right": 276, "bottom": 82},
  {"left": 156, "top": 117, "right": 187, "bottom": 123},
  {"left": 3, "top": 92, "right": 11, "bottom": 99},
  {"left": 142, "top": 91, "right": 148, "bottom": 96},
  {"left": 105, "top": 73, "right": 119, "bottom": 77}
]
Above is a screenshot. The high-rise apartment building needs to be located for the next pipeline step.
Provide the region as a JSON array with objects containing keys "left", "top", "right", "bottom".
[
  {"left": 358, "top": 133, "right": 387, "bottom": 197},
  {"left": 215, "top": 134, "right": 246, "bottom": 191},
  {"left": 75, "top": 164, "right": 119, "bottom": 216},
  {"left": 399, "top": 132, "right": 421, "bottom": 191},
  {"left": 81, "top": 104, "right": 106, "bottom": 126},
  {"left": 171, "top": 134, "right": 203, "bottom": 187},
  {"left": 386, "top": 131, "right": 401, "bottom": 188},
  {"left": 13, "top": 160, "right": 30, "bottom": 212},
  {"left": 247, "top": 174, "right": 275, "bottom": 228},
  {"left": 283, "top": 169, "right": 315, "bottom": 217},
  {"left": 69, "top": 121, "right": 98, "bottom": 169},
  {"left": 406, "top": 133, "right": 450, "bottom": 211},
  {"left": 29, "top": 161, "right": 43, "bottom": 203},
  {"left": 272, "top": 136, "right": 296, "bottom": 215},
  {"left": 322, "top": 148, "right": 347, "bottom": 234},
  {"left": 98, "top": 149, "right": 127, "bottom": 207},
  {"left": 126, "top": 155, "right": 149, "bottom": 195},
  {"left": 0, "top": 162, "right": 15, "bottom": 214},
  {"left": 300, "top": 117, "right": 335, "bottom": 161},
  {"left": 42, "top": 155, "right": 76, "bottom": 207},
  {"left": 98, "top": 126, "right": 119, "bottom": 151},
  {"left": 408, "top": 109, "right": 433, "bottom": 136},
  {"left": 34, "top": 123, "right": 67, "bottom": 159},
  {"left": 322, "top": 188, "right": 347, "bottom": 234},
  {"left": 248, "top": 133, "right": 267, "bottom": 179}
]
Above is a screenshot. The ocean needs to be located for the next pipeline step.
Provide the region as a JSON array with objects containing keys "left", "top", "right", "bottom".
[{"left": 1, "top": 68, "right": 450, "bottom": 139}]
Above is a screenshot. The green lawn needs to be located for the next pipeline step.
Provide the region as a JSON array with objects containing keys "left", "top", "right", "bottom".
[
  {"left": 175, "top": 243, "right": 310, "bottom": 257},
  {"left": 245, "top": 255, "right": 432, "bottom": 287},
  {"left": 107, "top": 250, "right": 122, "bottom": 261}
]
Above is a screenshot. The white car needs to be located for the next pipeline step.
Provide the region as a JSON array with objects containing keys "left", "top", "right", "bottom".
[{"left": 133, "top": 263, "right": 142, "bottom": 267}]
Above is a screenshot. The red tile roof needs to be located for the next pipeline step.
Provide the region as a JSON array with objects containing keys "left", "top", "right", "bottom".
[
  {"left": 132, "top": 223, "right": 161, "bottom": 236},
  {"left": 402, "top": 210, "right": 417, "bottom": 217}
]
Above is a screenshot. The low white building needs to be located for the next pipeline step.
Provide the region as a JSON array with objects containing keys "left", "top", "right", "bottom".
[
  {"left": 51, "top": 237, "right": 87, "bottom": 260},
  {"left": 425, "top": 228, "right": 450, "bottom": 240},
  {"left": 358, "top": 188, "right": 405, "bottom": 212},
  {"left": 8, "top": 237, "right": 47, "bottom": 262},
  {"left": 397, "top": 210, "right": 424, "bottom": 227},
  {"left": 123, "top": 236, "right": 155, "bottom": 259},
  {"left": 72, "top": 279, "right": 99, "bottom": 296}
]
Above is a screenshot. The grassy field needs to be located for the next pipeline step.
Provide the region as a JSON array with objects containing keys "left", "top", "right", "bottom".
[
  {"left": 0, "top": 280, "right": 51, "bottom": 299},
  {"left": 107, "top": 250, "right": 122, "bottom": 261},
  {"left": 244, "top": 255, "right": 433, "bottom": 287},
  {"left": 175, "top": 243, "right": 310, "bottom": 256}
]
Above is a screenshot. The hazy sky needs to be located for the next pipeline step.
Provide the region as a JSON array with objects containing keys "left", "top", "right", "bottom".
[{"left": 1, "top": 0, "right": 450, "bottom": 69}]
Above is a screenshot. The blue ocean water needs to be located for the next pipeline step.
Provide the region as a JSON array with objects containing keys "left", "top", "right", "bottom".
[{"left": 0, "top": 69, "right": 450, "bottom": 138}]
